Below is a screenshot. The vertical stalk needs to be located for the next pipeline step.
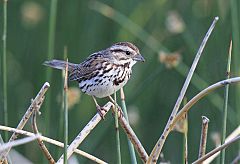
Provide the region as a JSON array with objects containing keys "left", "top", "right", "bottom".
[
  {"left": 230, "top": 0, "right": 240, "bottom": 153},
  {"left": 114, "top": 92, "right": 121, "bottom": 164},
  {"left": 221, "top": 40, "right": 232, "bottom": 163},
  {"left": 183, "top": 124, "right": 188, "bottom": 164},
  {"left": 2, "top": 0, "right": 8, "bottom": 141},
  {"left": 183, "top": 97, "right": 188, "bottom": 164},
  {"left": 63, "top": 53, "right": 68, "bottom": 164},
  {"left": 47, "top": 0, "right": 58, "bottom": 61},
  {"left": 45, "top": 0, "right": 58, "bottom": 134},
  {"left": 198, "top": 116, "right": 209, "bottom": 158},
  {"left": 57, "top": 87, "right": 64, "bottom": 159},
  {"left": 120, "top": 88, "right": 137, "bottom": 164},
  {"left": 57, "top": 48, "right": 65, "bottom": 157}
]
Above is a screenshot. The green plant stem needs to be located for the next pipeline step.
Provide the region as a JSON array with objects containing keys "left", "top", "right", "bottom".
[
  {"left": 2, "top": 0, "right": 8, "bottom": 141},
  {"left": 48, "top": 0, "right": 58, "bottom": 61},
  {"left": 120, "top": 88, "right": 137, "bottom": 164},
  {"left": 57, "top": 80, "right": 64, "bottom": 158},
  {"left": 57, "top": 48, "right": 66, "bottom": 158},
  {"left": 220, "top": 41, "right": 232, "bottom": 164},
  {"left": 45, "top": 0, "right": 58, "bottom": 135},
  {"left": 114, "top": 92, "right": 121, "bottom": 164}
]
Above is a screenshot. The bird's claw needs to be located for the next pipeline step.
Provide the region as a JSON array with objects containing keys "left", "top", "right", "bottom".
[
  {"left": 96, "top": 105, "right": 107, "bottom": 120},
  {"left": 112, "top": 106, "right": 124, "bottom": 118}
]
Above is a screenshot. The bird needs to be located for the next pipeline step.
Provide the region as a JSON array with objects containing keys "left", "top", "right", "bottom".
[{"left": 43, "top": 42, "right": 145, "bottom": 118}]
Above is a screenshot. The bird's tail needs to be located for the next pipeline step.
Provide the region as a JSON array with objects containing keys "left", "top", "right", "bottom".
[{"left": 43, "top": 59, "right": 77, "bottom": 72}]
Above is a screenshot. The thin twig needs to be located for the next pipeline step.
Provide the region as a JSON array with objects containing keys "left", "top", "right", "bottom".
[
  {"left": 0, "top": 82, "right": 50, "bottom": 162},
  {"left": 147, "top": 16, "right": 219, "bottom": 164},
  {"left": 0, "top": 134, "right": 41, "bottom": 153},
  {"left": 63, "top": 57, "right": 68, "bottom": 164},
  {"left": 193, "top": 135, "right": 240, "bottom": 164},
  {"left": 171, "top": 77, "right": 240, "bottom": 132},
  {"left": 0, "top": 135, "right": 11, "bottom": 164},
  {"left": 32, "top": 111, "right": 55, "bottom": 163},
  {"left": 0, "top": 125, "right": 107, "bottom": 164},
  {"left": 118, "top": 114, "right": 148, "bottom": 163},
  {"left": 221, "top": 40, "right": 232, "bottom": 164},
  {"left": 203, "top": 125, "right": 240, "bottom": 164},
  {"left": 183, "top": 98, "right": 188, "bottom": 164},
  {"left": 198, "top": 116, "right": 210, "bottom": 159},
  {"left": 120, "top": 88, "right": 137, "bottom": 164},
  {"left": 57, "top": 102, "right": 112, "bottom": 163},
  {"left": 109, "top": 96, "right": 148, "bottom": 163},
  {"left": 184, "top": 122, "right": 188, "bottom": 164}
]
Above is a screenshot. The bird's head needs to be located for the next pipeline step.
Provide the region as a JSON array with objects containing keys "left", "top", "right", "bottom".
[{"left": 108, "top": 42, "right": 145, "bottom": 66}]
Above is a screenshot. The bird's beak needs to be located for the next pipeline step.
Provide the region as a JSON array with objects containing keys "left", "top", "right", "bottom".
[{"left": 133, "top": 54, "right": 145, "bottom": 62}]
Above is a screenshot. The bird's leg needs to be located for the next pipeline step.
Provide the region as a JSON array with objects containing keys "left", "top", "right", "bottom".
[
  {"left": 92, "top": 96, "right": 107, "bottom": 119},
  {"left": 108, "top": 95, "right": 114, "bottom": 103},
  {"left": 108, "top": 96, "right": 124, "bottom": 118}
]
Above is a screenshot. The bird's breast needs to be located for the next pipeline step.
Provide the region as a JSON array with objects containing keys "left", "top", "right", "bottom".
[{"left": 78, "top": 63, "right": 132, "bottom": 98}]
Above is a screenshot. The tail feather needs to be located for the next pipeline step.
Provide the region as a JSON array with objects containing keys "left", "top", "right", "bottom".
[{"left": 43, "top": 59, "right": 77, "bottom": 72}]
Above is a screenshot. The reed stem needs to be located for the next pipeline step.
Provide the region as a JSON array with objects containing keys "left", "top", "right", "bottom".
[
  {"left": 114, "top": 92, "right": 121, "bottom": 164},
  {"left": 2, "top": 0, "right": 8, "bottom": 141},
  {"left": 221, "top": 40, "right": 232, "bottom": 164},
  {"left": 120, "top": 88, "right": 137, "bottom": 164},
  {"left": 45, "top": 0, "right": 58, "bottom": 135},
  {"left": 63, "top": 56, "right": 68, "bottom": 164}
]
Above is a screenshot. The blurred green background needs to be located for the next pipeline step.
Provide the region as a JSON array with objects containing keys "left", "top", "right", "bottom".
[{"left": 1, "top": 0, "right": 240, "bottom": 163}]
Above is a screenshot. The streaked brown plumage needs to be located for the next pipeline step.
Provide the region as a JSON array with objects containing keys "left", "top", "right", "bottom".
[{"left": 44, "top": 42, "right": 145, "bottom": 118}]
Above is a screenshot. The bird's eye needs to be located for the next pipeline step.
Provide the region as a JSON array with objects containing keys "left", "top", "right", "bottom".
[{"left": 126, "top": 51, "right": 131, "bottom": 55}]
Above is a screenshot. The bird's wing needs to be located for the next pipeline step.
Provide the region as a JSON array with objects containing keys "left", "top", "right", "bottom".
[{"left": 69, "top": 53, "right": 111, "bottom": 81}]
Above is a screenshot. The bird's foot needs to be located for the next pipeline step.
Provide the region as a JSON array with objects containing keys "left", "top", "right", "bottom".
[
  {"left": 112, "top": 105, "right": 124, "bottom": 118},
  {"left": 96, "top": 105, "right": 107, "bottom": 120}
]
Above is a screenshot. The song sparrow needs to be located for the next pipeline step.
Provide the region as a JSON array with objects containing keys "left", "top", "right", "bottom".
[{"left": 44, "top": 42, "right": 145, "bottom": 118}]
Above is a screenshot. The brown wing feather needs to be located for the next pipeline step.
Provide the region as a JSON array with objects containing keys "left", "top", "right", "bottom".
[{"left": 69, "top": 53, "right": 109, "bottom": 81}]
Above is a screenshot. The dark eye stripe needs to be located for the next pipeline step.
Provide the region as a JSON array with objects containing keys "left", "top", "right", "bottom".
[
  {"left": 111, "top": 49, "right": 125, "bottom": 53},
  {"left": 111, "top": 49, "right": 132, "bottom": 55}
]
